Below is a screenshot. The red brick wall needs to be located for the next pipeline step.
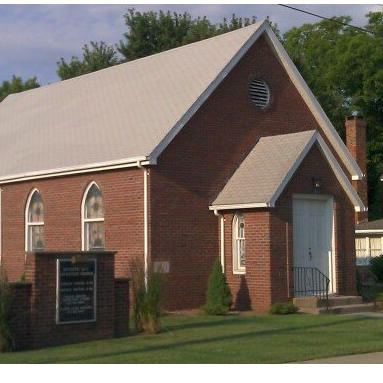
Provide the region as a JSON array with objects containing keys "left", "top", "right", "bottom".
[
  {"left": 1, "top": 168, "right": 144, "bottom": 281},
  {"left": 149, "top": 34, "right": 353, "bottom": 309},
  {"left": 223, "top": 210, "right": 272, "bottom": 312},
  {"left": 221, "top": 144, "right": 356, "bottom": 312}
]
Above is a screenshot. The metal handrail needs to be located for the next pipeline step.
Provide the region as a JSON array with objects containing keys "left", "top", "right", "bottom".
[{"left": 293, "top": 267, "right": 330, "bottom": 311}]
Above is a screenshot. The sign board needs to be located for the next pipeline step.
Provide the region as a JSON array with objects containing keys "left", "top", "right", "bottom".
[{"left": 56, "top": 259, "right": 97, "bottom": 324}]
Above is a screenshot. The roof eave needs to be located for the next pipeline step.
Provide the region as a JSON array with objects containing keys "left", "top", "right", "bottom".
[
  {"left": 355, "top": 229, "right": 383, "bottom": 234},
  {"left": 0, "top": 156, "right": 154, "bottom": 185},
  {"left": 209, "top": 202, "right": 272, "bottom": 211}
]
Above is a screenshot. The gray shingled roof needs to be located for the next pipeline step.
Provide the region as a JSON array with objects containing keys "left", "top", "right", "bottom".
[
  {"left": 0, "top": 20, "right": 364, "bottom": 184},
  {"left": 0, "top": 22, "right": 263, "bottom": 181},
  {"left": 356, "top": 219, "right": 383, "bottom": 231},
  {"left": 211, "top": 131, "right": 316, "bottom": 208},
  {"left": 210, "top": 130, "right": 365, "bottom": 211}
]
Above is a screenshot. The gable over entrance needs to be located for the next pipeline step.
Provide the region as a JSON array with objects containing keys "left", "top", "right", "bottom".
[{"left": 210, "top": 130, "right": 365, "bottom": 213}]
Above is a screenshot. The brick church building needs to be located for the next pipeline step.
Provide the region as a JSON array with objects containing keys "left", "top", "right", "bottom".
[{"left": 0, "top": 21, "right": 367, "bottom": 312}]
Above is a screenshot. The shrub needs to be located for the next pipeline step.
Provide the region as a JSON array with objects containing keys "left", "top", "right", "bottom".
[
  {"left": 203, "top": 258, "right": 232, "bottom": 315},
  {"left": 0, "top": 271, "right": 14, "bottom": 352},
  {"left": 376, "top": 292, "right": 383, "bottom": 302},
  {"left": 269, "top": 302, "right": 298, "bottom": 315},
  {"left": 130, "top": 258, "right": 163, "bottom": 334},
  {"left": 370, "top": 255, "right": 383, "bottom": 283}
]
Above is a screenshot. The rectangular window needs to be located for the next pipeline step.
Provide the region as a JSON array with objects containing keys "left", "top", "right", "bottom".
[
  {"left": 355, "top": 237, "right": 368, "bottom": 266},
  {"left": 370, "top": 237, "right": 382, "bottom": 258}
]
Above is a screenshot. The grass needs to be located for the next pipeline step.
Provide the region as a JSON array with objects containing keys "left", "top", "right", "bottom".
[{"left": 1, "top": 313, "right": 383, "bottom": 363}]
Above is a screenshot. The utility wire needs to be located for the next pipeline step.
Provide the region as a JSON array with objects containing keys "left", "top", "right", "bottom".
[{"left": 278, "top": 4, "right": 377, "bottom": 36}]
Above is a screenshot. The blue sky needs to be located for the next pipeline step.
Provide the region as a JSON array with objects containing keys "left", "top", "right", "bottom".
[{"left": 0, "top": 4, "right": 381, "bottom": 85}]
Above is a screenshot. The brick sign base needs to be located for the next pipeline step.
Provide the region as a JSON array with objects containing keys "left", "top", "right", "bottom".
[{"left": 10, "top": 251, "right": 129, "bottom": 350}]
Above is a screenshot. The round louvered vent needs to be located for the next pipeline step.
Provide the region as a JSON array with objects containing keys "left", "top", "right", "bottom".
[{"left": 249, "top": 79, "right": 270, "bottom": 108}]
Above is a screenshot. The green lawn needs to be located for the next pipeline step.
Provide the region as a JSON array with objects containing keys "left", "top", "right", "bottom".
[{"left": 1, "top": 313, "right": 383, "bottom": 363}]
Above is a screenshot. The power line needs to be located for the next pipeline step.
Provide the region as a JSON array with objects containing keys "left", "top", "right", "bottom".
[{"left": 278, "top": 4, "right": 377, "bottom": 36}]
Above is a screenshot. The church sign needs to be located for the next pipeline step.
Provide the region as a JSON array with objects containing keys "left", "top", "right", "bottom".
[{"left": 56, "top": 258, "right": 97, "bottom": 324}]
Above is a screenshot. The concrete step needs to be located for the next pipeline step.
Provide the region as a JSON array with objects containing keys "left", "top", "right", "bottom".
[
  {"left": 320, "top": 295, "right": 363, "bottom": 308},
  {"left": 293, "top": 295, "right": 363, "bottom": 309},
  {"left": 298, "top": 303, "right": 376, "bottom": 315}
]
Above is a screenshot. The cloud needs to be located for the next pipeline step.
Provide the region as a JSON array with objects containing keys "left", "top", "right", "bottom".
[{"left": 0, "top": 4, "right": 380, "bottom": 85}]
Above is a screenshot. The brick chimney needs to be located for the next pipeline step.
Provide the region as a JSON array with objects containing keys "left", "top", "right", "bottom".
[{"left": 345, "top": 115, "right": 368, "bottom": 224}]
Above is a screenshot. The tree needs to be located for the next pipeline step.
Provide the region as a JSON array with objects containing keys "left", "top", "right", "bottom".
[
  {"left": 0, "top": 76, "right": 39, "bottom": 102},
  {"left": 203, "top": 258, "right": 232, "bottom": 315},
  {"left": 57, "top": 41, "right": 118, "bottom": 80},
  {"left": 283, "top": 10, "right": 383, "bottom": 219},
  {"left": 118, "top": 9, "right": 260, "bottom": 62}
]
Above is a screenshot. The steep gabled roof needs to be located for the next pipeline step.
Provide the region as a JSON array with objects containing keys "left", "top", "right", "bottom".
[
  {"left": 0, "top": 21, "right": 362, "bottom": 183},
  {"left": 209, "top": 130, "right": 365, "bottom": 212}
]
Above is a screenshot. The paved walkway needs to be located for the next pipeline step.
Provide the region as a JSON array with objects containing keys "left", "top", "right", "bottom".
[{"left": 298, "top": 351, "right": 383, "bottom": 364}]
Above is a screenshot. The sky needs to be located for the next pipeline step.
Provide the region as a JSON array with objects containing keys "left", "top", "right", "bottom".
[{"left": 0, "top": 3, "right": 381, "bottom": 85}]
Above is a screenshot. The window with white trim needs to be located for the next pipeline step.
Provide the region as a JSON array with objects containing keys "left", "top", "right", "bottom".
[
  {"left": 82, "top": 183, "right": 105, "bottom": 250},
  {"left": 355, "top": 236, "right": 383, "bottom": 266},
  {"left": 355, "top": 237, "right": 368, "bottom": 265},
  {"left": 26, "top": 189, "right": 44, "bottom": 251},
  {"left": 370, "top": 237, "right": 382, "bottom": 257},
  {"left": 232, "top": 213, "right": 245, "bottom": 273}
]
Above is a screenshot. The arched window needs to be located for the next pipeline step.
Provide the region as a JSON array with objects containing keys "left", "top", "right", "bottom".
[
  {"left": 82, "top": 182, "right": 105, "bottom": 250},
  {"left": 25, "top": 189, "right": 44, "bottom": 251},
  {"left": 232, "top": 213, "right": 245, "bottom": 273}
]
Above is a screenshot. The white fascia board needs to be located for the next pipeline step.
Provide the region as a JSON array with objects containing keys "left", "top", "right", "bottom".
[
  {"left": 269, "top": 132, "right": 317, "bottom": 207},
  {"left": 355, "top": 229, "right": 383, "bottom": 234},
  {"left": 0, "top": 156, "right": 152, "bottom": 184},
  {"left": 209, "top": 202, "right": 271, "bottom": 211},
  {"left": 264, "top": 29, "right": 364, "bottom": 181},
  {"left": 149, "top": 21, "right": 269, "bottom": 162},
  {"left": 316, "top": 135, "right": 366, "bottom": 212}
]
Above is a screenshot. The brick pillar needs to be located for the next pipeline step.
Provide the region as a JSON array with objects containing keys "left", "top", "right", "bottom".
[{"left": 345, "top": 115, "right": 368, "bottom": 224}]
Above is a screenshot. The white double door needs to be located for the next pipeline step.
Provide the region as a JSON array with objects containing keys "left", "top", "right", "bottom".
[{"left": 293, "top": 196, "right": 334, "bottom": 293}]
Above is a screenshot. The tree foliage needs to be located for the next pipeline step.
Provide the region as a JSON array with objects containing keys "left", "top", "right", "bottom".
[
  {"left": 57, "top": 41, "right": 118, "bottom": 80},
  {"left": 118, "top": 8, "right": 260, "bottom": 61},
  {"left": 0, "top": 76, "right": 39, "bottom": 102},
  {"left": 283, "top": 10, "right": 383, "bottom": 219}
]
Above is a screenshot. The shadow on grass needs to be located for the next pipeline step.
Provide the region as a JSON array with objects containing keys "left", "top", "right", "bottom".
[{"left": 54, "top": 315, "right": 377, "bottom": 363}]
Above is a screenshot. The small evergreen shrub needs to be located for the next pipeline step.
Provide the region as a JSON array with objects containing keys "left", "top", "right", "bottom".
[
  {"left": 130, "top": 258, "right": 163, "bottom": 334},
  {"left": 203, "top": 258, "right": 232, "bottom": 315},
  {"left": 370, "top": 255, "right": 383, "bottom": 283},
  {"left": 269, "top": 302, "right": 299, "bottom": 315},
  {"left": 0, "top": 271, "right": 14, "bottom": 352}
]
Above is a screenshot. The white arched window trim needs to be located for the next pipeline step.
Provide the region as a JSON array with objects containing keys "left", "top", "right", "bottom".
[
  {"left": 81, "top": 181, "right": 105, "bottom": 251},
  {"left": 25, "top": 188, "right": 44, "bottom": 252},
  {"left": 232, "top": 212, "right": 246, "bottom": 274}
]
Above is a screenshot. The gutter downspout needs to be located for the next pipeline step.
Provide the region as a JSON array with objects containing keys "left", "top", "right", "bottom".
[
  {"left": 214, "top": 210, "right": 225, "bottom": 272},
  {"left": 137, "top": 161, "right": 148, "bottom": 287},
  {"left": 0, "top": 187, "right": 2, "bottom": 267}
]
